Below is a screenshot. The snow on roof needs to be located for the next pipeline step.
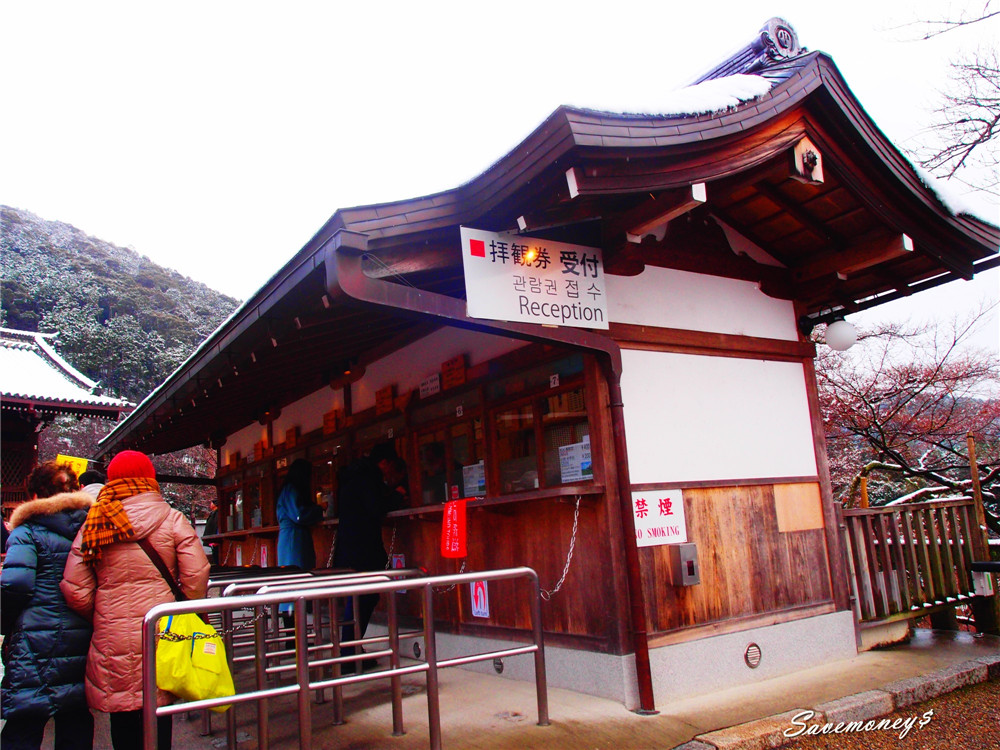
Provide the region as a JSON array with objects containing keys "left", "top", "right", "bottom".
[
  {"left": 0, "top": 328, "right": 129, "bottom": 411},
  {"left": 568, "top": 73, "right": 773, "bottom": 118},
  {"left": 910, "top": 164, "right": 998, "bottom": 224}
]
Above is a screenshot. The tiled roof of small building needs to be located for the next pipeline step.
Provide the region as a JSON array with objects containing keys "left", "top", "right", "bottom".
[{"left": 0, "top": 328, "right": 130, "bottom": 415}]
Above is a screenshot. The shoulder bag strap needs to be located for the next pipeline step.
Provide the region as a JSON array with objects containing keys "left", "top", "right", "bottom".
[{"left": 136, "top": 536, "right": 187, "bottom": 602}]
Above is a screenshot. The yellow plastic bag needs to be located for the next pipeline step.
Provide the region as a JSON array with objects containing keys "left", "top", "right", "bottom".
[{"left": 156, "top": 613, "right": 235, "bottom": 712}]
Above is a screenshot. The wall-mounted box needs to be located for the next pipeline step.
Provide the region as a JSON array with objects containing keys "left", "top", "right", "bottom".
[{"left": 666, "top": 543, "right": 700, "bottom": 586}]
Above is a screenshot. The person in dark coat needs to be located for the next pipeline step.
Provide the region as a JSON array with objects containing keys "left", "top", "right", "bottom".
[
  {"left": 333, "top": 442, "right": 404, "bottom": 671},
  {"left": 1, "top": 461, "right": 94, "bottom": 750}
]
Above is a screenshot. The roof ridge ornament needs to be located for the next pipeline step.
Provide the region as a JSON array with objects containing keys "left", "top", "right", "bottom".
[{"left": 758, "top": 18, "right": 800, "bottom": 61}]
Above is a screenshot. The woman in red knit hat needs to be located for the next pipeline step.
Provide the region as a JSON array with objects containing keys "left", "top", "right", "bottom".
[{"left": 62, "top": 451, "right": 210, "bottom": 750}]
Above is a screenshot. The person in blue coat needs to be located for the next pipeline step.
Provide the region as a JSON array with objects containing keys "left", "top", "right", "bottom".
[
  {"left": 275, "top": 459, "right": 321, "bottom": 570},
  {"left": 1, "top": 461, "right": 95, "bottom": 750}
]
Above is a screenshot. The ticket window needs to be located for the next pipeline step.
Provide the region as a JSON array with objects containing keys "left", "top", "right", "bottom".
[
  {"left": 418, "top": 431, "right": 450, "bottom": 505},
  {"left": 415, "top": 418, "right": 485, "bottom": 505},
  {"left": 542, "top": 388, "right": 591, "bottom": 486},
  {"left": 243, "top": 478, "right": 263, "bottom": 528},
  {"left": 494, "top": 386, "right": 592, "bottom": 493},
  {"left": 495, "top": 404, "right": 537, "bottom": 493},
  {"left": 222, "top": 487, "right": 243, "bottom": 532}
]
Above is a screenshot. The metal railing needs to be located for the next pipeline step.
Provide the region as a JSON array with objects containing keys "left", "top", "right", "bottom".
[{"left": 142, "top": 566, "right": 549, "bottom": 750}]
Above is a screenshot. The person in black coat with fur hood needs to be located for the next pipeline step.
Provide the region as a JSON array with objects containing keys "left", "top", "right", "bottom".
[{"left": 1, "top": 461, "right": 95, "bottom": 750}]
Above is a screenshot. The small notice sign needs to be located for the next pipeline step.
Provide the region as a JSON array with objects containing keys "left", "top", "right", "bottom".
[
  {"left": 389, "top": 554, "right": 406, "bottom": 569},
  {"left": 471, "top": 580, "right": 490, "bottom": 618},
  {"left": 462, "top": 460, "right": 486, "bottom": 497},
  {"left": 460, "top": 227, "right": 608, "bottom": 330},
  {"left": 631, "top": 490, "right": 687, "bottom": 548},
  {"left": 558, "top": 436, "right": 592, "bottom": 483},
  {"left": 420, "top": 373, "right": 441, "bottom": 399}
]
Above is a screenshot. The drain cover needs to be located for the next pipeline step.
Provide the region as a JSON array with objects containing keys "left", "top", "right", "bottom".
[{"left": 744, "top": 643, "right": 762, "bottom": 669}]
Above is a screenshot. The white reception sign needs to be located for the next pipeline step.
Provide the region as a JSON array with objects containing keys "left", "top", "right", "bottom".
[{"left": 460, "top": 227, "right": 608, "bottom": 329}]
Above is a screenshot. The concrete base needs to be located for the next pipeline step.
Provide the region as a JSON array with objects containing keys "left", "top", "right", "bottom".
[
  {"left": 859, "top": 619, "right": 911, "bottom": 651},
  {"left": 371, "top": 610, "right": 858, "bottom": 709},
  {"left": 649, "top": 610, "right": 858, "bottom": 704}
]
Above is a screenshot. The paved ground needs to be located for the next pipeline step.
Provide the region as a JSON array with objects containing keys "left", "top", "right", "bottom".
[
  {"left": 14, "top": 628, "right": 998, "bottom": 749},
  {"left": 169, "top": 628, "right": 998, "bottom": 750}
]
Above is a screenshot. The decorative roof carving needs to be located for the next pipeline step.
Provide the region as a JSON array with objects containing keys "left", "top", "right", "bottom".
[
  {"left": 759, "top": 18, "right": 800, "bottom": 61},
  {"left": 694, "top": 17, "right": 807, "bottom": 84}
]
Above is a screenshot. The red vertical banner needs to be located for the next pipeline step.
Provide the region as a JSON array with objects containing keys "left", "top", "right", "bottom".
[{"left": 440, "top": 499, "right": 468, "bottom": 558}]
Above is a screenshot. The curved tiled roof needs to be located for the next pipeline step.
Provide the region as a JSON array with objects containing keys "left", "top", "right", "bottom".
[{"left": 0, "top": 328, "right": 130, "bottom": 416}]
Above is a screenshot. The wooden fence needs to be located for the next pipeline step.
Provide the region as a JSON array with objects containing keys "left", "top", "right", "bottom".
[{"left": 842, "top": 498, "right": 979, "bottom": 624}]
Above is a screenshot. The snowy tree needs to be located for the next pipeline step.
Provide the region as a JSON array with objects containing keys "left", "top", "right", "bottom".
[{"left": 815, "top": 306, "right": 1000, "bottom": 533}]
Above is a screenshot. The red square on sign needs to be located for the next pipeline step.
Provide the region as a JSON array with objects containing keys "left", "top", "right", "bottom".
[{"left": 469, "top": 239, "right": 485, "bottom": 257}]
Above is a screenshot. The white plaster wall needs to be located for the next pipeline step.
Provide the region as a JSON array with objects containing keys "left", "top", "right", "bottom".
[
  {"left": 351, "top": 327, "right": 526, "bottom": 413},
  {"left": 272, "top": 386, "right": 345, "bottom": 440},
  {"left": 620, "top": 349, "right": 818, "bottom": 484},
  {"left": 606, "top": 266, "right": 799, "bottom": 341},
  {"left": 222, "top": 421, "right": 267, "bottom": 465},
  {"left": 223, "top": 327, "right": 526, "bottom": 449}
]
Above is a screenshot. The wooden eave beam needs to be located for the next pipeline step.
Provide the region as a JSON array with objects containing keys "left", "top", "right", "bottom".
[
  {"left": 793, "top": 233, "right": 914, "bottom": 283},
  {"left": 616, "top": 184, "right": 708, "bottom": 243}
]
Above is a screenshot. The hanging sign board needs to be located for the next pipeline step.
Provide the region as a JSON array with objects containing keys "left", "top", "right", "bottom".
[
  {"left": 631, "top": 489, "right": 687, "bottom": 547},
  {"left": 441, "top": 355, "right": 466, "bottom": 389},
  {"left": 440, "top": 499, "right": 468, "bottom": 558},
  {"left": 460, "top": 227, "right": 608, "bottom": 330}
]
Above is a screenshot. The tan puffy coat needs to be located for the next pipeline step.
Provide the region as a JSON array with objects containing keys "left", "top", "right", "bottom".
[{"left": 61, "top": 491, "right": 210, "bottom": 712}]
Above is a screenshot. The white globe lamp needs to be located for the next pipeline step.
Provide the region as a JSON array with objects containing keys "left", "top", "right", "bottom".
[{"left": 825, "top": 319, "right": 857, "bottom": 351}]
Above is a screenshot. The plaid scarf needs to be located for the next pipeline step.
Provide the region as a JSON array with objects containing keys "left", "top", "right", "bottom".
[{"left": 80, "top": 477, "right": 160, "bottom": 565}]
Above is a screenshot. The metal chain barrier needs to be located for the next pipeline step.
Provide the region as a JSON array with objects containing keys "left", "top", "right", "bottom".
[
  {"left": 540, "top": 496, "right": 581, "bottom": 601},
  {"left": 384, "top": 525, "right": 397, "bottom": 569},
  {"left": 249, "top": 537, "right": 260, "bottom": 566},
  {"left": 156, "top": 607, "right": 266, "bottom": 641},
  {"left": 433, "top": 560, "right": 467, "bottom": 592},
  {"left": 221, "top": 541, "right": 234, "bottom": 567},
  {"left": 325, "top": 531, "right": 337, "bottom": 568}
]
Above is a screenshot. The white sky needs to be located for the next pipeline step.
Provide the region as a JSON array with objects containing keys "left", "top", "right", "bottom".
[{"left": 1, "top": 1, "right": 997, "bottom": 352}]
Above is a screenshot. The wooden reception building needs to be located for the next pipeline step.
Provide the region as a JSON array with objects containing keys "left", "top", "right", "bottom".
[{"left": 96, "top": 19, "right": 999, "bottom": 708}]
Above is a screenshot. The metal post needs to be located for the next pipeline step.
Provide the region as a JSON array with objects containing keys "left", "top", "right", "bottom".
[
  {"left": 389, "top": 590, "right": 404, "bottom": 736},
  {"left": 422, "top": 586, "right": 442, "bottom": 750},
  {"left": 255, "top": 605, "right": 270, "bottom": 750},
  {"left": 528, "top": 575, "right": 550, "bottom": 726},
  {"left": 331, "top": 595, "right": 344, "bottom": 725},
  {"left": 223, "top": 607, "right": 237, "bottom": 750},
  {"left": 142, "top": 616, "right": 158, "bottom": 750},
  {"left": 295, "top": 597, "right": 312, "bottom": 750}
]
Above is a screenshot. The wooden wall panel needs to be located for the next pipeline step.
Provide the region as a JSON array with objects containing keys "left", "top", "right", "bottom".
[
  {"left": 379, "top": 498, "right": 621, "bottom": 646},
  {"left": 641, "top": 484, "right": 833, "bottom": 636}
]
